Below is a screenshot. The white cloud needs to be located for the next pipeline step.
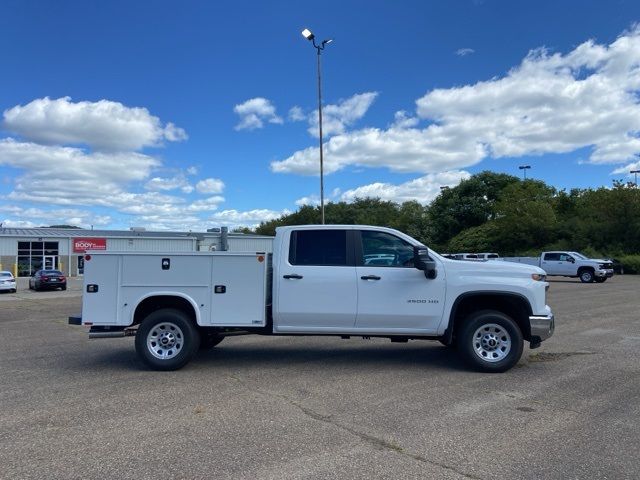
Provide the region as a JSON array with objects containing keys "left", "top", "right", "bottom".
[
  {"left": 207, "top": 209, "right": 289, "bottom": 227},
  {"left": 145, "top": 175, "right": 194, "bottom": 193},
  {"left": 611, "top": 161, "right": 640, "bottom": 175},
  {"left": 0, "top": 138, "right": 228, "bottom": 226},
  {"left": 0, "top": 98, "right": 249, "bottom": 231},
  {"left": 456, "top": 48, "right": 475, "bottom": 57},
  {"left": 391, "top": 110, "right": 419, "bottom": 129},
  {"left": 233, "top": 97, "right": 283, "bottom": 130},
  {"left": 340, "top": 171, "right": 471, "bottom": 205},
  {"left": 288, "top": 106, "right": 305, "bottom": 121},
  {"left": 195, "top": 178, "right": 225, "bottom": 194},
  {"left": 3, "top": 97, "right": 186, "bottom": 151},
  {"left": 295, "top": 195, "right": 320, "bottom": 207},
  {"left": 271, "top": 126, "right": 486, "bottom": 175},
  {"left": 0, "top": 138, "right": 160, "bottom": 191},
  {"left": 273, "top": 27, "right": 640, "bottom": 176},
  {"left": 0, "top": 205, "right": 112, "bottom": 229},
  {"left": 308, "top": 92, "right": 378, "bottom": 138}
]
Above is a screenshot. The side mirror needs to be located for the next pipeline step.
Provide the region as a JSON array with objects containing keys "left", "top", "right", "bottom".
[
  {"left": 413, "top": 247, "right": 438, "bottom": 279},
  {"left": 567, "top": 257, "right": 575, "bottom": 263}
]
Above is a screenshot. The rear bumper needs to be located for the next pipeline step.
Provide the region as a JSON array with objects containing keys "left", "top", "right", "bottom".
[{"left": 530, "top": 313, "right": 555, "bottom": 342}]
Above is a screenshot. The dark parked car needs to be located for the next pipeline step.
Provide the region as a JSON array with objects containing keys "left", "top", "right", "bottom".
[{"left": 29, "top": 270, "right": 67, "bottom": 291}]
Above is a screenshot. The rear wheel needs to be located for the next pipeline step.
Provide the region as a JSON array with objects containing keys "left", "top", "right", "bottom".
[
  {"left": 458, "top": 310, "right": 523, "bottom": 373},
  {"left": 135, "top": 308, "right": 200, "bottom": 371},
  {"left": 61, "top": 285, "right": 67, "bottom": 291},
  {"left": 579, "top": 269, "right": 595, "bottom": 283}
]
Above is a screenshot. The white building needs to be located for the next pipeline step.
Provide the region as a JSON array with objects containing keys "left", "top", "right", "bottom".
[{"left": 0, "top": 227, "right": 273, "bottom": 277}]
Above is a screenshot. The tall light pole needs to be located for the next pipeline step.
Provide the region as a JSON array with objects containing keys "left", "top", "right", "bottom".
[
  {"left": 302, "top": 28, "right": 332, "bottom": 224},
  {"left": 631, "top": 169, "right": 640, "bottom": 187},
  {"left": 519, "top": 165, "right": 531, "bottom": 180}
]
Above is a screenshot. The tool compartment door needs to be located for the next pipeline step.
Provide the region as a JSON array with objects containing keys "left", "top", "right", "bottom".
[{"left": 210, "top": 254, "right": 267, "bottom": 327}]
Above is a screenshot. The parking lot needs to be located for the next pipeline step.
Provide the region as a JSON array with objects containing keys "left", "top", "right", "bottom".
[{"left": 1, "top": 276, "right": 639, "bottom": 479}]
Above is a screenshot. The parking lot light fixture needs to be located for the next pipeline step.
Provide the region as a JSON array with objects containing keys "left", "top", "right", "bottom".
[
  {"left": 301, "top": 27, "right": 333, "bottom": 224},
  {"left": 519, "top": 165, "right": 531, "bottom": 180}
]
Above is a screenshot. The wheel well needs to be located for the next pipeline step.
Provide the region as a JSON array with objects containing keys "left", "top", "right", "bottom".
[
  {"left": 133, "top": 296, "right": 197, "bottom": 326},
  {"left": 578, "top": 266, "right": 594, "bottom": 273},
  {"left": 447, "top": 293, "right": 532, "bottom": 343}
]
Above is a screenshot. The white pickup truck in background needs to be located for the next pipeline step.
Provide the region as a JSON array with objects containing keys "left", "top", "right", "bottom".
[
  {"left": 503, "top": 251, "right": 614, "bottom": 283},
  {"left": 69, "top": 225, "right": 555, "bottom": 373}
]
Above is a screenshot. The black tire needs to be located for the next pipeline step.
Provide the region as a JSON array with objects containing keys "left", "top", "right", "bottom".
[
  {"left": 594, "top": 277, "right": 606, "bottom": 283},
  {"left": 61, "top": 285, "right": 67, "bottom": 291},
  {"left": 28, "top": 282, "right": 33, "bottom": 290},
  {"left": 579, "top": 269, "right": 595, "bottom": 283},
  {"left": 199, "top": 332, "right": 225, "bottom": 350},
  {"left": 135, "top": 308, "right": 200, "bottom": 371},
  {"left": 457, "top": 310, "right": 524, "bottom": 373}
]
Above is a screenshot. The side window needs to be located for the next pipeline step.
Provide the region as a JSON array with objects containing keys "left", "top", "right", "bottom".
[
  {"left": 361, "top": 231, "right": 414, "bottom": 267},
  {"left": 289, "top": 230, "right": 348, "bottom": 266},
  {"left": 559, "top": 254, "right": 573, "bottom": 262},
  {"left": 544, "top": 253, "right": 560, "bottom": 261}
]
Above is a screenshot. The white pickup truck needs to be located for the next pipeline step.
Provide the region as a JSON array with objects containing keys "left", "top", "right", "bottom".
[
  {"left": 69, "top": 225, "right": 555, "bottom": 373},
  {"left": 503, "top": 251, "right": 614, "bottom": 283}
]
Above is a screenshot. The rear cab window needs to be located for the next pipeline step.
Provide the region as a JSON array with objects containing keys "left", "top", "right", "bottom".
[{"left": 288, "top": 230, "right": 349, "bottom": 266}]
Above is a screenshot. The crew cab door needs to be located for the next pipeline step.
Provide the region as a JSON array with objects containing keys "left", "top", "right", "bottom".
[
  {"left": 541, "top": 252, "right": 574, "bottom": 275},
  {"left": 275, "top": 229, "right": 358, "bottom": 330},
  {"left": 354, "top": 230, "right": 445, "bottom": 332}
]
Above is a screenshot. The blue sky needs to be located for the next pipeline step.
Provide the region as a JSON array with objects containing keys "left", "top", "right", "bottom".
[{"left": 1, "top": 0, "right": 640, "bottom": 230}]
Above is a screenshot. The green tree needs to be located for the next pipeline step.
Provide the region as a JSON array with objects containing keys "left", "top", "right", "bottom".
[{"left": 429, "top": 171, "right": 520, "bottom": 247}]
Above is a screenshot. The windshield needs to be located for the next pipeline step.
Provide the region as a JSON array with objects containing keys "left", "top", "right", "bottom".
[
  {"left": 0, "top": 272, "right": 12, "bottom": 278},
  {"left": 570, "top": 252, "right": 587, "bottom": 260}
]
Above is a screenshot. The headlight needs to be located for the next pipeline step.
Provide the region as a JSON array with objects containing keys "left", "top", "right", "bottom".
[{"left": 531, "top": 273, "right": 547, "bottom": 281}]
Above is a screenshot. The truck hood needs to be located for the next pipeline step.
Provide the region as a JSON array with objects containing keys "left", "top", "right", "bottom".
[{"left": 438, "top": 256, "right": 545, "bottom": 278}]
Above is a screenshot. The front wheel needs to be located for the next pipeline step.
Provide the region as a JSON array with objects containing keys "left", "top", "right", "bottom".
[
  {"left": 579, "top": 269, "right": 595, "bottom": 283},
  {"left": 135, "top": 309, "right": 200, "bottom": 371},
  {"left": 458, "top": 310, "right": 524, "bottom": 373}
]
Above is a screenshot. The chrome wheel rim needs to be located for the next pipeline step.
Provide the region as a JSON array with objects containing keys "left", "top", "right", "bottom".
[
  {"left": 147, "top": 322, "right": 184, "bottom": 360},
  {"left": 472, "top": 323, "right": 511, "bottom": 363},
  {"left": 581, "top": 272, "right": 592, "bottom": 282}
]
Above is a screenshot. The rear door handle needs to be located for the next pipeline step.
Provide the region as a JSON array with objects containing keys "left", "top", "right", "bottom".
[
  {"left": 360, "top": 275, "right": 381, "bottom": 281},
  {"left": 283, "top": 274, "right": 303, "bottom": 279}
]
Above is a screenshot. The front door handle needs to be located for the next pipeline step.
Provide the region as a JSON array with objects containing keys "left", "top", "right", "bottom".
[
  {"left": 283, "top": 274, "right": 303, "bottom": 279},
  {"left": 360, "top": 275, "right": 381, "bottom": 281}
]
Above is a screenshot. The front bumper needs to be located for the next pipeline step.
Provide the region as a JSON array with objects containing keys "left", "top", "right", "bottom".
[
  {"left": 530, "top": 313, "right": 555, "bottom": 342},
  {"left": 595, "top": 269, "right": 614, "bottom": 278}
]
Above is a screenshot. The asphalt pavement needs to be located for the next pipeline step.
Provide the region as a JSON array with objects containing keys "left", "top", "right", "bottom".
[{"left": 1, "top": 276, "right": 638, "bottom": 479}]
